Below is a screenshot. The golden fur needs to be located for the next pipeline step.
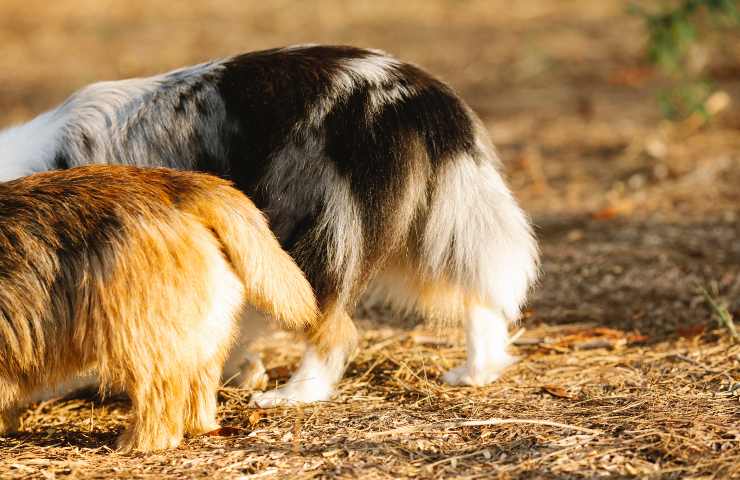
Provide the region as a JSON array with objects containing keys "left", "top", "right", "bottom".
[{"left": 0, "top": 165, "right": 317, "bottom": 452}]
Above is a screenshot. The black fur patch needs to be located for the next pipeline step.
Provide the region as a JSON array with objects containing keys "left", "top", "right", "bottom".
[
  {"left": 53, "top": 152, "right": 70, "bottom": 171},
  {"left": 210, "top": 46, "right": 480, "bottom": 300},
  {"left": 214, "top": 46, "right": 364, "bottom": 190}
]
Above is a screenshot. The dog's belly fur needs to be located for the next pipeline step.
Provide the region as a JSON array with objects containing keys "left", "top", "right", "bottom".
[
  {"left": 0, "top": 45, "right": 540, "bottom": 404},
  {"left": 32, "top": 306, "right": 274, "bottom": 402}
]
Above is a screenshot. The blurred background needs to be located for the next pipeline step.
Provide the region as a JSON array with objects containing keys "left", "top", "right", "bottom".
[
  {"left": 1, "top": 0, "right": 739, "bottom": 332},
  {"left": 2, "top": 0, "right": 739, "bottom": 217}
]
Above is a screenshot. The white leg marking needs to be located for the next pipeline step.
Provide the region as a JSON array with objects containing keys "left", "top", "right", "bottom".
[
  {"left": 250, "top": 345, "right": 346, "bottom": 407},
  {"left": 443, "top": 305, "right": 517, "bottom": 386}
]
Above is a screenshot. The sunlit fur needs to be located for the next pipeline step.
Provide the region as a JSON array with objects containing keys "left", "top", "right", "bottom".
[
  {"left": 0, "top": 45, "right": 539, "bottom": 405},
  {"left": 0, "top": 165, "right": 317, "bottom": 451}
]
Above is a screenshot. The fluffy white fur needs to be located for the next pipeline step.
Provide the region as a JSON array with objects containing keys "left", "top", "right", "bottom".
[
  {"left": 251, "top": 345, "right": 347, "bottom": 407},
  {"left": 423, "top": 155, "right": 537, "bottom": 322},
  {"left": 0, "top": 112, "right": 63, "bottom": 181}
]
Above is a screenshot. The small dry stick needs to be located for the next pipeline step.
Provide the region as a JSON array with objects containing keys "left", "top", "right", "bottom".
[
  {"left": 367, "top": 418, "right": 602, "bottom": 438},
  {"left": 292, "top": 405, "right": 304, "bottom": 454},
  {"left": 509, "top": 327, "right": 526, "bottom": 345}
]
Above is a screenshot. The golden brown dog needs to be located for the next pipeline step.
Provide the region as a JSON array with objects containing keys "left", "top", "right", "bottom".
[{"left": 0, "top": 165, "right": 317, "bottom": 452}]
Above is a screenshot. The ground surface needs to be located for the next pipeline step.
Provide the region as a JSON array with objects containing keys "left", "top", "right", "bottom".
[{"left": 1, "top": 1, "right": 739, "bottom": 478}]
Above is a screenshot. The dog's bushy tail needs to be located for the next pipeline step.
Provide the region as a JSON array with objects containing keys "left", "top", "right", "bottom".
[
  {"left": 184, "top": 180, "right": 318, "bottom": 331},
  {"left": 419, "top": 122, "right": 540, "bottom": 322}
]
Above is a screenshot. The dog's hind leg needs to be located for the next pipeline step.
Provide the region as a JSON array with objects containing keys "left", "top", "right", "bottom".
[
  {"left": 117, "top": 371, "right": 189, "bottom": 453},
  {"left": 222, "top": 306, "right": 271, "bottom": 390},
  {"left": 368, "top": 257, "right": 523, "bottom": 387},
  {"left": 0, "top": 398, "right": 21, "bottom": 436},
  {"left": 184, "top": 359, "right": 223, "bottom": 436},
  {"left": 415, "top": 139, "right": 538, "bottom": 386},
  {"left": 251, "top": 303, "right": 357, "bottom": 407},
  {"left": 0, "top": 407, "right": 20, "bottom": 435},
  {"left": 0, "top": 378, "right": 23, "bottom": 435},
  {"left": 441, "top": 304, "right": 518, "bottom": 386},
  {"left": 115, "top": 228, "right": 243, "bottom": 452},
  {"left": 183, "top": 244, "right": 244, "bottom": 436}
]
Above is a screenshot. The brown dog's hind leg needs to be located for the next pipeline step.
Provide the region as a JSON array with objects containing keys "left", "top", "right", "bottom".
[
  {"left": 184, "top": 359, "right": 224, "bottom": 437},
  {"left": 116, "top": 371, "right": 189, "bottom": 453},
  {"left": 0, "top": 405, "right": 21, "bottom": 435},
  {"left": 0, "top": 379, "right": 23, "bottom": 435}
]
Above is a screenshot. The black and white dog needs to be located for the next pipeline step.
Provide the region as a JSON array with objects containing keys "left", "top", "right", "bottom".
[{"left": 0, "top": 45, "right": 538, "bottom": 406}]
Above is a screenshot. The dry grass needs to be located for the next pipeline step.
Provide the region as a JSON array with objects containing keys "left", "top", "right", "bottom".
[
  {"left": 2, "top": 325, "right": 738, "bottom": 479},
  {"left": 1, "top": 0, "right": 739, "bottom": 478}
]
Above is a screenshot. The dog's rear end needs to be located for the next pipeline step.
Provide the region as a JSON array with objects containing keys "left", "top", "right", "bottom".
[{"left": 0, "top": 165, "right": 316, "bottom": 452}]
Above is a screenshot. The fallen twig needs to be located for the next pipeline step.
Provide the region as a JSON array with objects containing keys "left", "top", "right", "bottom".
[{"left": 367, "top": 417, "right": 602, "bottom": 437}]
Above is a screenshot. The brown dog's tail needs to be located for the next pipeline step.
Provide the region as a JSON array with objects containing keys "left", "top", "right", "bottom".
[{"left": 183, "top": 178, "right": 318, "bottom": 331}]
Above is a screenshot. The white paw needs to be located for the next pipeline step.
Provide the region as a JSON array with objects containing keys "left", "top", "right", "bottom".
[
  {"left": 250, "top": 345, "right": 346, "bottom": 408},
  {"left": 250, "top": 382, "right": 333, "bottom": 408},
  {"left": 442, "top": 355, "right": 518, "bottom": 386}
]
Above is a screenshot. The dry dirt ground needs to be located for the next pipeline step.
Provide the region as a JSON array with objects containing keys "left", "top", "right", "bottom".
[{"left": 1, "top": 1, "right": 739, "bottom": 478}]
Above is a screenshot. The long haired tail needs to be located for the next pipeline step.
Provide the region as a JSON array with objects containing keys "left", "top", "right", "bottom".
[
  {"left": 420, "top": 123, "right": 540, "bottom": 322},
  {"left": 185, "top": 181, "right": 318, "bottom": 331}
]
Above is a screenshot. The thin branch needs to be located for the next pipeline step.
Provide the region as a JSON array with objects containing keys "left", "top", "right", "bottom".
[{"left": 367, "top": 418, "right": 602, "bottom": 438}]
